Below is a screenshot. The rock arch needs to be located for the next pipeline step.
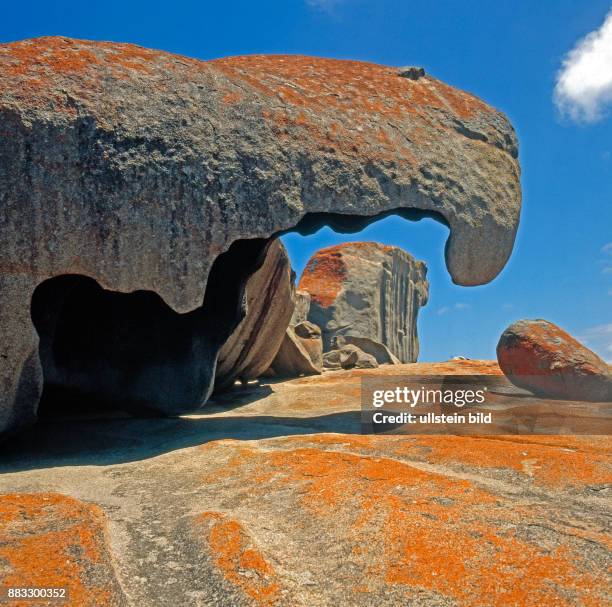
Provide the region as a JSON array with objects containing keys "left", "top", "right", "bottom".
[{"left": 0, "top": 37, "right": 521, "bottom": 434}]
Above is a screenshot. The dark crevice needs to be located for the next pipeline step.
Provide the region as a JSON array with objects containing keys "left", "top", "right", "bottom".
[{"left": 32, "top": 237, "right": 269, "bottom": 418}]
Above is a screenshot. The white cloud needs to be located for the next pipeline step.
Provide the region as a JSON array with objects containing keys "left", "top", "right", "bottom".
[
  {"left": 578, "top": 323, "right": 612, "bottom": 361},
  {"left": 554, "top": 9, "right": 612, "bottom": 122},
  {"left": 437, "top": 303, "right": 470, "bottom": 315},
  {"left": 603, "top": 242, "right": 612, "bottom": 254}
]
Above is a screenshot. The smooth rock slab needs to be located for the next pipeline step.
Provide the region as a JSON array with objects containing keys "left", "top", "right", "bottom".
[
  {"left": 290, "top": 290, "right": 311, "bottom": 326},
  {"left": 333, "top": 334, "right": 401, "bottom": 364},
  {"left": 0, "top": 361, "right": 610, "bottom": 606},
  {"left": 267, "top": 325, "right": 323, "bottom": 377},
  {"left": 497, "top": 319, "right": 612, "bottom": 402},
  {"left": 323, "top": 343, "right": 379, "bottom": 370}
]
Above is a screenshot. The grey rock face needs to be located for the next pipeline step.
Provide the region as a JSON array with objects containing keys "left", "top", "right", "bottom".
[
  {"left": 333, "top": 335, "right": 401, "bottom": 365},
  {"left": 0, "top": 37, "right": 521, "bottom": 434},
  {"left": 323, "top": 344, "right": 379, "bottom": 370},
  {"left": 299, "top": 242, "right": 429, "bottom": 363},
  {"left": 294, "top": 321, "right": 324, "bottom": 371},
  {"left": 267, "top": 326, "right": 323, "bottom": 377},
  {"left": 214, "top": 240, "right": 295, "bottom": 392},
  {"left": 291, "top": 291, "right": 312, "bottom": 326}
]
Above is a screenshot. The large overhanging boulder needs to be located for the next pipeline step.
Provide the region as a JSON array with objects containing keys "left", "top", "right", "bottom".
[{"left": 0, "top": 37, "right": 521, "bottom": 434}]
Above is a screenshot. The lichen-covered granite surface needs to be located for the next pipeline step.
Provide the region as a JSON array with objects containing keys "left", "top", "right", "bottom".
[
  {"left": 1, "top": 37, "right": 522, "bottom": 434},
  {"left": 0, "top": 361, "right": 610, "bottom": 606}
]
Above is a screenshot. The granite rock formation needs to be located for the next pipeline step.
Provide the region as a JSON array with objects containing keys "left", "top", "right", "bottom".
[
  {"left": 267, "top": 323, "right": 323, "bottom": 377},
  {"left": 497, "top": 319, "right": 612, "bottom": 402},
  {"left": 294, "top": 321, "right": 324, "bottom": 371},
  {"left": 0, "top": 37, "right": 521, "bottom": 434},
  {"left": 290, "top": 290, "right": 311, "bottom": 326},
  {"left": 333, "top": 334, "right": 401, "bottom": 365},
  {"left": 0, "top": 493, "right": 126, "bottom": 605},
  {"left": 214, "top": 240, "right": 295, "bottom": 392},
  {"left": 323, "top": 344, "right": 379, "bottom": 370},
  {"left": 299, "top": 242, "right": 428, "bottom": 362},
  {"left": 1, "top": 361, "right": 609, "bottom": 606}
]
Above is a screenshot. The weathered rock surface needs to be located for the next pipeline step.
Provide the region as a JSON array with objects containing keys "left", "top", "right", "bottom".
[
  {"left": 290, "top": 290, "right": 311, "bottom": 326},
  {"left": 214, "top": 240, "right": 295, "bottom": 392},
  {"left": 333, "top": 334, "right": 401, "bottom": 364},
  {"left": 323, "top": 344, "right": 379, "bottom": 370},
  {"left": 0, "top": 37, "right": 521, "bottom": 434},
  {"left": 497, "top": 319, "right": 612, "bottom": 402},
  {"left": 267, "top": 324, "right": 323, "bottom": 377},
  {"left": 0, "top": 361, "right": 609, "bottom": 606},
  {"left": 299, "top": 242, "right": 429, "bottom": 362},
  {"left": 0, "top": 493, "right": 126, "bottom": 606},
  {"left": 293, "top": 321, "right": 324, "bottom": 371}
]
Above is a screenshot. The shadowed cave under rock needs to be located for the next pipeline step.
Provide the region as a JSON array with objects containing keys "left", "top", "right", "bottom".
[{"left": 31, "top": 210, "right": 447, "bottom": 418}]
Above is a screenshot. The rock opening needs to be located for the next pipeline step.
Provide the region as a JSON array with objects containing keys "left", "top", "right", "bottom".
[
  {"left": 31, "top": 237, "right": 269, "bottom": 417},
  {"left": 30, "top": 210, "right": 439, "bottom": 419}
]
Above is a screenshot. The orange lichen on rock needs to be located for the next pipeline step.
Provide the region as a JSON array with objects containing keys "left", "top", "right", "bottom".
[
  {"left": 198, "top": 437, "right": 609, "bottom": 606},
  {"left": 298, "top": 242, "right": 403, "bottom": 309},
  {"left": 193, "top": 512, "right": 282, "bottom": 606},
  {"left": 0, "top": 37, "right": 506, "bottom": 163},
  {"left": 209, "top": 54, "right": 504, "bottom": 162},
  {"left": 211, "top": 54, "right": 492, "bottom": 122},
  {"left": 298, "top": 245, "right": 347, "bottom": 307},
  {"left": 0, "top": 36, "right": 196, "bottom": 82},
  {"left": 497, "top": 319, "right": 612, "bottom": 401},
  {"left": 408, "top": 435, "right": 612, "bottom": 489},
  {"left": 270, "top": 431, "right": 611, "bottom": 490},
  {"left": 0, "top": 493, "right": 123, "bottom": 607}
]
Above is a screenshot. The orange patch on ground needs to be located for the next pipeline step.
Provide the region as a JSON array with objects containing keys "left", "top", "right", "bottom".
[
  {"left": 0, "top": 493, "right": 116, "bottom": 607},
  {"left": 408, "top": 435, "right": 612, "bottom": 489},
  {"left": 194, "top": 512, "right": 282, "bottom": 606},
  {"left": 289, "top": 359, "right": 503, "bottom": 386},
  {"left": 270, "top": 432, "right": 612, "bottom": 489},
  {"left": 202, "top": 439, "right": 609, "bottom": 606}
]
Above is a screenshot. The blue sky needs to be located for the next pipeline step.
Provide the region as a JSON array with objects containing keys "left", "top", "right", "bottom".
[{"left": 2, "top": 1, "right": 611, "bottom": 361}]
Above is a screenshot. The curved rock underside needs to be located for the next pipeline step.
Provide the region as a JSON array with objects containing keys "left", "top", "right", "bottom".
[{"left": 0, "top": 37, "right": 521, "bottom": 434}]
